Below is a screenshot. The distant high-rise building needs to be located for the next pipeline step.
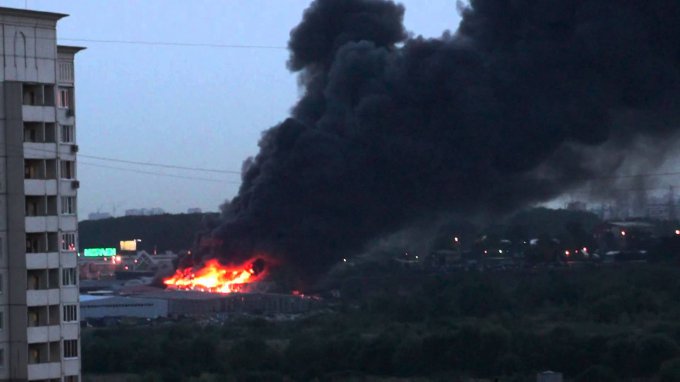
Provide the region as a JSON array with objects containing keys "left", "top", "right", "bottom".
[
  {"left": 125, "top": 208, "right": 165, "bottom": 217},
  {"left": 146, "top": 208, "right": 165, "bottom": 216},
  {"left": 0, "top": 7, "right": 83, "bottom": 381},
  {"left": 187, "top": 208, "right": 202, "bottom": 214},
  {"left": 87, "top": 212, "right": 112, "bottom": 221}
]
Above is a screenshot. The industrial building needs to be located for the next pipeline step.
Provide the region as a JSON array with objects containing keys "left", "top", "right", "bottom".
[
  {"left": 0, "top": 7, "right": 83, "bottom": 381},
  {"left": 80, "top": 289, "right": 319, "bottom": 320},
  {"left": 80, "top": 295, "right": 167, "bottom": 320}
]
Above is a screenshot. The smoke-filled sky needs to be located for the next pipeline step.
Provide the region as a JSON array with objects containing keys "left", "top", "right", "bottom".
[
  {"left": 207, "top": 0, "right": 680, "bottom": 282},
  {"left": 0, "top": 0, "right": 460, "bottom": 217}
]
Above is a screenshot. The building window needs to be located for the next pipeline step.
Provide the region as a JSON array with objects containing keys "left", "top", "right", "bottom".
[
  {"left": 61, "top": 197, "right": 76, "bottom": 215},
  {"left": 57, "top": 88, "right": 70, "bottom": 108},
  {"left": 61, "top": 233, "right": 76, "bottom": 252},
  {"left": 60, "top": 125, "right": 74, "bottom": 143},
  {"left": 0, "top": 348, "right": 4, "bottom": 367},
  {"left": 65, "top": 376, "right": 79, "bottom": 382},
  {"left": 63, "top": 339, "right": 78, "bottom": 358},
  {"left": 62, "top": 304, "right": 77, "bottom": 322},
  {"left": 62, "top": 268, "right": 77, "bottom": 286},
  {"left": 60, "top": 160, "right": 75, "bottom": 179}
]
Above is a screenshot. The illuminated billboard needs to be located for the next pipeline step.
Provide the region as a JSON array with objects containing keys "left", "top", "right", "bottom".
[
  {"left": 83, "top": 248, "right": 116, "bottom": 257},
  {"left": 120, "top": 240, "right": 137, "bottom": 251}
]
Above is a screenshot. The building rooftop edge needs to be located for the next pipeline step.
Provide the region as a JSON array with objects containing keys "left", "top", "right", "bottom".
[
  {"left": 0, "top": 6, "right": 68, "bottom": 21},
  {"left": 57, "top": 45, "right": 86, "bottom": 54}
]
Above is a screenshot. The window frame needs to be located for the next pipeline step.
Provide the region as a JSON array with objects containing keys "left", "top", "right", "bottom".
[
  {"left": 61, "top": 196, "right": 76, "bottom": 215},
  {"left": 60, "top": 125, "right": 74, "bottom": 143},
  {"left": 62, "top": 268, "right": 77, "bottom": 286},
  {"left": 57, "top": 88, "right": 70, "bottom": 109},
  {"left": 63, "top": 339, "right": 78, "bottom": 358},
  {"left": 62, "top": 304, "right": 77, "bottom": 322},
  {"left": 60, "top": 160, "right": 75, "bottom": 180},
  {"left": 61, "top": 233, "right": 76, "bottom": 252}
]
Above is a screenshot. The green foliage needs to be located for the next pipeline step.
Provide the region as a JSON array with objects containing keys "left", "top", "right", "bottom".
[
  {"left": 83, "top": 265, "right": 680, "bottom": 380},
  {"left": 576, "top": 365, "right": 617, "bottom": 382},
  {"left": 635, "top": 334, "right": 679, "bottom": 375},
  {"left": 659, "top": 358, "right": 680, "bottom": 382}
]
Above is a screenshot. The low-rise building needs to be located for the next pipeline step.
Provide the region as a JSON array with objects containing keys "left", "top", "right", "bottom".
[
  {"left": 80, "top": 295, "right": 167, "bottom": 320},
  {"left": 79, "top": 289, "right": 320, "bottom": 321}
]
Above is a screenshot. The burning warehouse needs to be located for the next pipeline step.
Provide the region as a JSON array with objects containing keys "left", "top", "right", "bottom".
[{"left": 81, "top": 256, "right": 318, "bottom": 321}]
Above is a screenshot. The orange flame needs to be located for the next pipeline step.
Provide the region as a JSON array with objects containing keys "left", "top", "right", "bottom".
[{"left": 163, "top": 258, "right": 266, "bottom": 293}]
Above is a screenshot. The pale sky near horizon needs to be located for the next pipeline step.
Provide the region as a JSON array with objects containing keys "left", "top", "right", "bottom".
[{"left": 0, "top": 0, "right": 462, "bottom": 218}]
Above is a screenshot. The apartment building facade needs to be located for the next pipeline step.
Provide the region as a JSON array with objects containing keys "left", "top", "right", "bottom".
[{"left": 0, "top": 7, "right": 82, "bottom": 382}]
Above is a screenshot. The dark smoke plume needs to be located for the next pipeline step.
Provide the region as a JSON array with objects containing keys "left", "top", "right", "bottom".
[{"left": 211, "top": 0, "right": 680, "bottom": 282}]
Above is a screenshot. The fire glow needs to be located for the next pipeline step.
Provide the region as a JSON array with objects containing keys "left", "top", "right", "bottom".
[{"left": 163, "top": 258, "right": 266, "bottom": 294}]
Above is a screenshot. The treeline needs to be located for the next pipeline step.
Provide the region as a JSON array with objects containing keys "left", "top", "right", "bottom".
[
  {"left": 84, "top": 265, "right": 680, "bottom": 381},
  {"left": 76, "top": 207, "right": 604, "bottom": 257},
  {"left": 78, "top": 213, "right": 219, "bottom": 253}
]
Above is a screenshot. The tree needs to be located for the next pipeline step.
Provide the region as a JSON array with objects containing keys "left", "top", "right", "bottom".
[{"left": 659, "top": 358, "right": 680, "bottom": 382}]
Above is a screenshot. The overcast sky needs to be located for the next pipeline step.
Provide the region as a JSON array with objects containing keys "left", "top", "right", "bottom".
[{"left": 1, "top": 0, "right": 461, "bottom": 217}]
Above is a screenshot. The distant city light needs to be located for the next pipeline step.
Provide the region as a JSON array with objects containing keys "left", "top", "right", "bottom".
[
  {"left": 675, "top": 229, "right": 680, "bottom": 236},
  {"left": 565, "top": 250, "right": 570, "bottom": 256},
  {"left": 621, "top": 231, "right": 626, "bottom": 236},
  {"left": 84, "top": 248, "right": 116, "bottom": 257},
  {"left": 343, "top": 258, "right": 347, "bottom": 262}
]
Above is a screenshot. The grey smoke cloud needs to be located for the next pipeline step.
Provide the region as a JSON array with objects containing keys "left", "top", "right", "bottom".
[{"left": 209, "top": 0, "right": 680, "bottom": 282}]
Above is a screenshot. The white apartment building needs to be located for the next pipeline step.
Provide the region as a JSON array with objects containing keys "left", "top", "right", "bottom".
[{"left": 0, "top": 7, "right": 83, "bottom": 382}]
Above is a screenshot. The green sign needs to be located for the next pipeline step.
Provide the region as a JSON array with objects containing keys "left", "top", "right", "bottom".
[{"left": 83, "top": 248, "right": 116, "bottom": 257}]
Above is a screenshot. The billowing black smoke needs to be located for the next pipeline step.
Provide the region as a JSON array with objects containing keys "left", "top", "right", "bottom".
[{"left": 212, "top": 0, "right": 680, "bottom": 282}]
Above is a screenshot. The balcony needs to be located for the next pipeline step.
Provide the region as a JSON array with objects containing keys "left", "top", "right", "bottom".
[
  {"left": 23, "top": 142, "right": 57, "bottom": 159},
  {"left": 26, "top": 232, "right": 59, "bottom": 254},
  {"left": 26, "top": 289, "right": 60, "bottom": 307},
  {"left": 25, "top": 216, "right": 59, "bottom": 233},
  {"left": 22, "top": 106, "right": 55, "bottom": 122},
  {"left": 24, "top": 179, "right": 58, "bottom": 195},
  {"left": 27, "top": 325, "right": 61, "bottom": 344},
  {"left": 26, "top": 252, "right": 60, "bottom": 270},
  {"left": 27, "top": 362, "right": 61, "bottom": 380}
]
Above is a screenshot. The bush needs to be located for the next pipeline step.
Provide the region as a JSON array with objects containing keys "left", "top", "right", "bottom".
[
  {"left": 575, "top": 365, "right": 616, "bottom": 382},
  {"left": 659, "top": 358, "right": 680, "bottom": 382}
]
